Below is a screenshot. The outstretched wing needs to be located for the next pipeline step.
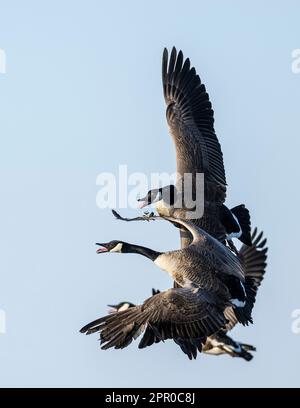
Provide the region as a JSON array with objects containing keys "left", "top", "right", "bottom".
[
  {"left": 163, "top": 47, "right": 226, "bottom": 202},
  {"left": 224, "top": 228, "right": 268, "bottom": 331},
  {"left": 80, "top": 288, "right": 228, "bottom": 350}
]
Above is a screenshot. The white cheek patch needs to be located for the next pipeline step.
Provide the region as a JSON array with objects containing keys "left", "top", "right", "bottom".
[
  {"left": 110, "top": 243, "right": 123, "bottom": 253},
  {"left": 118, "top": 303, "right": 130, "bottom": 312}
]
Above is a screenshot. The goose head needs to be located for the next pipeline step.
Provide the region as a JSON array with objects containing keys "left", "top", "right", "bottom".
[
  {"left": 137, "top": 185, "right": 176, "bottom": 208},
  {"left": 96, "top": 240, "right": 161, "bottom": 261},
  {"left": 96, "top": 240, "right": 126, "bottom": 253},
  {"left": 107, "top": 301, "right": 135, "bottom": 313}
]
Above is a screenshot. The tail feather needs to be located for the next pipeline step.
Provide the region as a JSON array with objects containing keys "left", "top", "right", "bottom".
[
  {"left": 174, "top": 338, "right": 203, "bottom": 360},
  {"left": 233, "top": 279, "right": 255, "bottom": 326},
  {"left": 231, "top": 204, "right": 252, "bottom": 246},
  {"left": 138, "top": 324, "right": 160, "bottom": 349},
  {"left": 174, "top": 339, "right": 197, "bottom": 360}
]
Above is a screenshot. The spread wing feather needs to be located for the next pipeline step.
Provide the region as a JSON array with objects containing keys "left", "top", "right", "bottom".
[{"left": 163, "top": 47, "right": 226, "bottom": 202}]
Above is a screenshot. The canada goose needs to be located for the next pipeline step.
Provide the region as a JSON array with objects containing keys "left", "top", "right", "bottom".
[
  {"left": 80, "top": 218, "right": 261, "bottom": 351},
  {"left": 134, "top": 47, "right": 252, "bottom": 248},
  {"left": 138, "top": 185, "right": 251, "bottom": 247},
  {"left": 80, "top": 285, "right": 228, "bottom": 350},
  {"left": 101, "top": 228, "right": 267, "bottom": 360}
]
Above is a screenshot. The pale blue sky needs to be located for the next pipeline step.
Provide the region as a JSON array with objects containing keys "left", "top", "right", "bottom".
[{"left": 0, "top": 0, "right": 300, "bottom": 387}]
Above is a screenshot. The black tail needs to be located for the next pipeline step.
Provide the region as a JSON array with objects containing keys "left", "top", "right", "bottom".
[
  {"left": 239, "top": 349, "right": 254, "bottom": 361},
  {"left": 231, "top": 204, "right": 252, "bottom": 246},
  {"left": 232, "top": 279, "right": 256, "bottom": 325},
  {"left": 174, "top": 338, "right": 203, "bottom": 360}
]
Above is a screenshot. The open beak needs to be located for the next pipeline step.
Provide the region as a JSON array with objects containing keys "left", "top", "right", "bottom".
[
  {"left": 96, "top": 243, "right": 109, "bottom": 253},
  {"left": 137, "top": 197, "right": 149, "bottom": 209}
]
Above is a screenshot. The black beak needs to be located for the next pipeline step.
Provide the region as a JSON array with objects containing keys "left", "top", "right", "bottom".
[{"left": 95, "top": 243, "right": 109, "bottom": 253}]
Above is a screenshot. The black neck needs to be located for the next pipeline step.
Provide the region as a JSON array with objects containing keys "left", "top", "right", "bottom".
[{"left": 123, "top": 243, "right": 161, "bottom": 261}]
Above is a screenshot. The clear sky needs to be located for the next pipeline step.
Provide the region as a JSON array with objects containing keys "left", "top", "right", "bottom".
[{"left": 0, "top": 0, "right": 300, "bottom": 388}]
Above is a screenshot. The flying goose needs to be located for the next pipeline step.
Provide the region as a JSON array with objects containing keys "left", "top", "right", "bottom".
[
  {"left": 80, "top": 218, "right": 262, "bottom": 351},
  {"left": 100, "top": 228, "right": 267, "bottom": 360},
  {"left": 134, "top": 47, "right": 252, "bottom": 248},
  {"left": 81, "top": 286, "right": 227, "bottom": 351}
]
